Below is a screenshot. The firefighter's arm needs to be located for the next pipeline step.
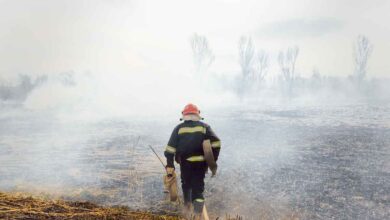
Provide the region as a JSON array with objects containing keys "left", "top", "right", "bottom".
[
  {"left": 164, "top": 126, "right": 179, "bottom": 168},
  {"left": 206, "top": 125, "right": 221, "bottom": 161}
]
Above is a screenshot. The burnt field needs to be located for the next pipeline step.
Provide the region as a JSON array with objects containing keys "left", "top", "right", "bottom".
[{"left": 0, "top": 104, "right": 389, "bottom": 219}]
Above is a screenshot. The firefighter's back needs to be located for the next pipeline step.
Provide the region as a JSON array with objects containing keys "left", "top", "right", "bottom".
[{"left": 175, "top": 120, "right": 208, "bottom": 162}]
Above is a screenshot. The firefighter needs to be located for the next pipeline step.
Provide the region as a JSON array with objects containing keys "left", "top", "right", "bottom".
[{"left": 164, "top": 103, "right": 221, "bottom": 216}]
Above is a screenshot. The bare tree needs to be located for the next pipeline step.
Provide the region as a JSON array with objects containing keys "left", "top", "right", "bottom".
[
  {"left": 254, "top": 49, "right": 269, "bottom": 84},
  {"left": 236, "top": 36, "right": 255, "bottom": 97},
  {"left": 237, "top": 37, "right": 269, "bottom": 96},
  {"left": 353, "top": 35, "right": 373, "bottom": 84},
  {"left": 310, "top": 67, "right": 322, "bottom": 91},
  {"left": 190, "top": 33, "right": 215, "bottom": 74},
  {"left": 238, "top": 36, "right": 255, "bottom": 81},
  {"left": 278, "top": 46, "right": 299, "bottom": 96}
]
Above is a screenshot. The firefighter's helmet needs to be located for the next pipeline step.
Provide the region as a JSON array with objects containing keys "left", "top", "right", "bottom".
[{"left": 182, "top": 103, "right": 200, "bottom": 115}]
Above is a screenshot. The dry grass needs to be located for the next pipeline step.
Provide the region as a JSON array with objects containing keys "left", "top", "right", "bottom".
[{"left": 0, "top": 191, "right": 183, "bottom": 220}]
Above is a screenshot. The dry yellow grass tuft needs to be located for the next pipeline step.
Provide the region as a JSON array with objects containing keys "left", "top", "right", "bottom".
[{"left": 0, "top": 191, "right": 183, "bottom": 220}]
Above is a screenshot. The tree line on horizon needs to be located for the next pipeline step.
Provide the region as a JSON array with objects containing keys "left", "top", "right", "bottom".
[{"left": 190, "top": 33, "right": 375, "bottom": 99}]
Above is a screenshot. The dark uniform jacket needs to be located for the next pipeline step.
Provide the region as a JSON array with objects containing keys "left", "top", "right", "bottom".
[{"left": 164, "top": 120, "right": 221, "bottom": 168}]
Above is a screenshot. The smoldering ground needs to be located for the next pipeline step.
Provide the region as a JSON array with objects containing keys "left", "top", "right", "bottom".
[{"left": 1, "top": 73, "right": 389, "bottom": 219}]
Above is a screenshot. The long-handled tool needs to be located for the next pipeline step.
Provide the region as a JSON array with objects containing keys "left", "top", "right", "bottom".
[
  {"left": 148, "top": 145, "right": 167, "bottom": 173},
  {"left": 203, "top": 205, "right": 210, "bottom": 220}
]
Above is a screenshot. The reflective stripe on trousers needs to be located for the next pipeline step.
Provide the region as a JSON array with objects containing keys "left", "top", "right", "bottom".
[{"left": 186, "top": 155, "right": 205, "bottom": 162}]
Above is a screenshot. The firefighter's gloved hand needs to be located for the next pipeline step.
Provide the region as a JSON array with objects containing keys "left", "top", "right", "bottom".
[
  {"left": 166, "top": 167, "right": 175, "bottom": 178},
  {"left": 210, "top": 165, "right": 217, "bottom": 177}
]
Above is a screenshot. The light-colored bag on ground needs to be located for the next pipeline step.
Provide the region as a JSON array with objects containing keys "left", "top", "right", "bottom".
[{"left": 163, "top": 169, "right": 178, "bottom": 202}]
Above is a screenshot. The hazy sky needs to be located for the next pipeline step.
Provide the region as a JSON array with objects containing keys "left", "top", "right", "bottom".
[{"left": 1, "top": 0, "right": 390, "bottom": 79}]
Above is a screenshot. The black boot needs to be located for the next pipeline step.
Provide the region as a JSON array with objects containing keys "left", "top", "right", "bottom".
[{"left": 193, "top": 198, "right": 204, "bottom": 214}]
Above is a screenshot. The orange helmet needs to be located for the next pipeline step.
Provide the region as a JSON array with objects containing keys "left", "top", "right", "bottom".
[{"left": 182, "top": 103, "right": 200, "bottom": 115}]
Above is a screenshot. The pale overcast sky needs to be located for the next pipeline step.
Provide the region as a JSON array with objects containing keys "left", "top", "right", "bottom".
[{"left": 1, "top": 0, "right": 390, "bottom": 79}]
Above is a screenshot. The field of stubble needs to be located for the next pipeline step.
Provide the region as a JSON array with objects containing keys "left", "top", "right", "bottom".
[{"left": 0, "top": 104, "right": 389, "bottom": 219}]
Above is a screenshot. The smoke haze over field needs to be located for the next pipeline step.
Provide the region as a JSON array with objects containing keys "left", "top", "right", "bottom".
[
  {"left": 0, "top": 0, "right": 389, "bottom": 118},
  {"left": 1, "top": 0, "right": 390, "bottom": 116}
]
